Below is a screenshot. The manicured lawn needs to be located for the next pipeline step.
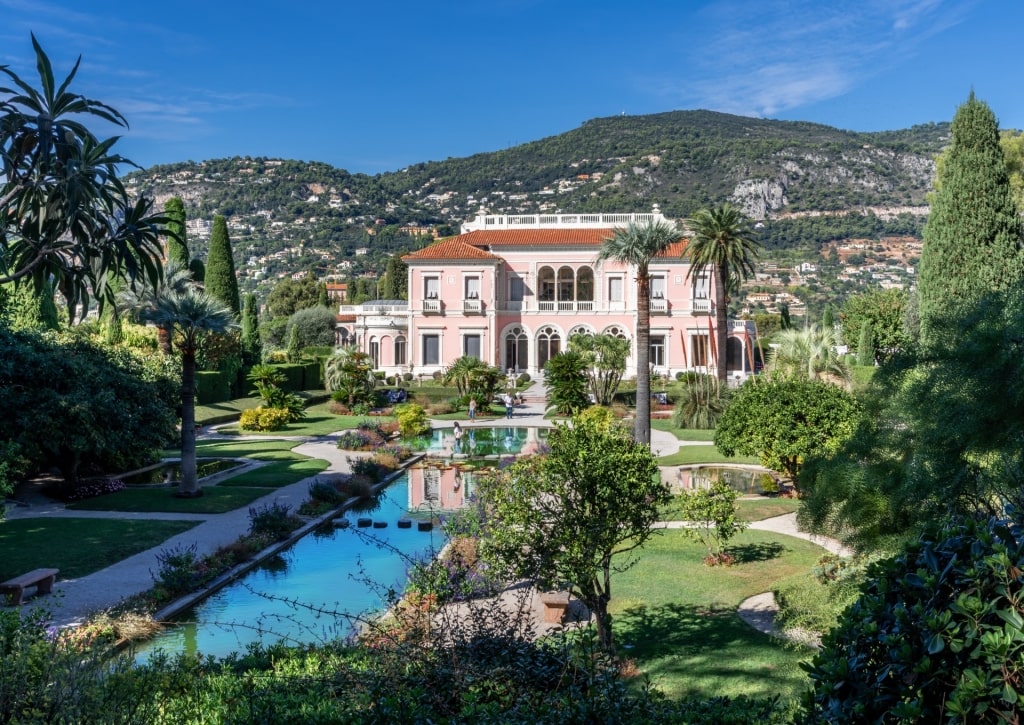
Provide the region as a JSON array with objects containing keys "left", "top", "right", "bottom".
[
  {"left": 217, "top": 459, "right": 329, "bottom": 488},
  {"left": 0, "top": 518, "right": 199, "bottom": 581},
  {"left": 659, "top": 496, "right": 801, "bottom": 522},
  {"left": 651, "top": 419, "right": 716, "bottom": 441},
  {"left": 195, "top": 390, "right": 330, "bottom": 426},
  {"left": 161, "top": 439, "right": 304, "bottom": 460},
  {"left": 215, "top": 404, "right": 395, "bottom": 437},
  {"left": 67, "top": 486, "right": 277, "bottom": 514},
  {"left": 657, "top": 445, "right": 760, "bottom": 466},
  {"left": 611, "top": 529, "right": 822, "bottom": 700}
]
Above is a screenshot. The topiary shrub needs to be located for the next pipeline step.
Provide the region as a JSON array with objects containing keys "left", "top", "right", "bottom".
[
  {"left": 516, "top": 372, "right": 531, "bottom": 385},
  {"left": 804, "top": 515, "right": 1024, "bottom": 723}
]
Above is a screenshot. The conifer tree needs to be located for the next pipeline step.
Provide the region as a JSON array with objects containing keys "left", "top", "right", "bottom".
[
  {"left": 241, "top": 293, "right": 261, "bottom": 364},
  {"left": 918, "top": 93, "right": 1024, "bottom": 345},
  {"left": 857, "top": 320, "right": 874, "bottom": 366},
  {"left": 205, "top": 215, "right": 240, "bottom": 316},
  {"left": 318, "top": 283, "right": 329, "bottom": 308},
  {"left": 164, "top": 197, "right": 190, "bottom": 268}
]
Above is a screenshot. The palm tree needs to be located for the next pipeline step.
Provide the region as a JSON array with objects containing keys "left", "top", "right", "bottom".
[
  {"left": 767, "top": 325, "right": 851, "bottom": 386},
  {"left": 686, "top": 204, "right": 760, "bottom": 383},
  {"left": 140, "top": 288, "right": 236, "bottom": 497},
  {"left": 118, "top": 260, "right": 196, "bottom": 355},
  {"left": 598, "top": 220, "right": 681, "bottom": 445}
]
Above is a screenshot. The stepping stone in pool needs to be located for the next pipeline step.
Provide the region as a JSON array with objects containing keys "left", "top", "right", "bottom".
[
  {"left": 397, "top": 519, "right": 412, "bottom": 529},
  {"left": 357, "top": 517, "right": 372, "bottom": 527},
  {"left": 372, "top": 521, "right": 387, "bottom": 529},
  {"left": 417, "top": 521, "right": 433, "bottom": 532},
  {"left": 334, "top": 518, "right": 350, "bottom": 528}
]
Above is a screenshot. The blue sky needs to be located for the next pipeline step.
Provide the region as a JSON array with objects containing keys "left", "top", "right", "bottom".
[{"left": 1, "top": 0, "right": 1016, "bottom": 175}]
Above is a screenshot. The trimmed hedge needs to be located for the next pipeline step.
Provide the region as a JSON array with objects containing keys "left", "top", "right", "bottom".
[{"left": 195, "top": 370, "right": 232, "bottom": 405}]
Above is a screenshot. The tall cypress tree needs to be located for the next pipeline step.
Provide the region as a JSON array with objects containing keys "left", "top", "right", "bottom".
[
  {"left": 241, "top": 292, "right": 261, "bottom": 364},
  {"left": 205, "top": 215, "right": 240, "bottom": 316},
  {"left": 918, "top": 93, "right": 1024, "bottom": 345},
  {"left": 164, "top": 197, "right": 190, "bottom": 268}
]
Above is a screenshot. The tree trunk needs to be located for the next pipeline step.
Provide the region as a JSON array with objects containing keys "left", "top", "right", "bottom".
[
  {"left": 158, "top": 324, "right": 173, "bottom": 356},
  {"left": 714, "top": 265, "right": 729, "bottom": 384},
  {"left": 178, "top": 350, "right": 201, "bottom": 497},
  {"left": 635, "top": 268, "right": 651, "bottom": 446}
]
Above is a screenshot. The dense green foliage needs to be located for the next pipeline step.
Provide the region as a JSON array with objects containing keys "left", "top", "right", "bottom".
[
  {"left": 477, "top": 418, "right": 669, "bottom": 650},
  {"left": 715, "top": 377, "right": 861, "bottom": 483},
  {"left": 325, "top": 348, "right": 377, "bottom": 407},
  {"left": 285, "top": 305, "right": 337, "bottom": 349},
  {"left": 240, "top": 292, "right": 261, "bottom": 364},
  {"left": 672, "top": 479, "right": 748, "bottom": 563},
  {"left": 805, "top": 516, "right": 1024, "bottom": 723},
  {"left": 204, "top": 215, "right": 241, "bottom": 315},
  {"left": 840, "top": 288, "right": 909, "bottom": 361},
  {"left": 918, "top": 93, "right": 1024, "bottom": 346},
  {"left": 0, "top": 325, "right": 178, "bottom": 488}
]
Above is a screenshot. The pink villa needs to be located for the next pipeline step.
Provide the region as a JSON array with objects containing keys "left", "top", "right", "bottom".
[{"left": 335, "top": 208, "right": 758, "bottom": 381}]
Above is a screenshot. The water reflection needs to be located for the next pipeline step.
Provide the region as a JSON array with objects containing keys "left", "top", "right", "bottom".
[{"left": 677, "top": 466, "right": 774, "bottom": 495}]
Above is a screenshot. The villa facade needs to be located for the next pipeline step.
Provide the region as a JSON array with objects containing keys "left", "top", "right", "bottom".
[{"left": 335, "top": 208, "right": 757, "bottom": 381}]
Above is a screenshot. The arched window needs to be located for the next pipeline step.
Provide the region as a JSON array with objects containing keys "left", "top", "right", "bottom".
[
  {"left": 504, "top": 326, "right": 529, "bottom": 373},
  {"left": 576, "top": 266, "right": 594, "bottom": 301},
  {"left": 394, "top": 335, "right": 407, "bottom": 366},
  {"left": 568, "top": 324, "right": 594, "bottom": 339},
  {"left": 538, "top": 267, "right": 555, "bottom": 302},
  {"left": 557, "top": 266, "right": 574, "bottom": 301},
  {"left": 726, "top": 337, "right": 744, "bottom": 373},
  {"left": 368, "top": 337, "right": 380, "bottom": 368},
  {"left": 603, "top": 325, "right": 629, "bottom": 340},
  {"left": 537, "top": 325, "right": 562, "bottom": 369},
  {"left": 336, "top": 327, "right": 351, "bottom": 346}
]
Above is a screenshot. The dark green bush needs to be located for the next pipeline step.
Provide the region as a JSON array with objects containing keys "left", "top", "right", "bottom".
[
  {"left": 804, "top": 515, "right": 1024, "bottom": 723},
  {"left": 248, "top": 502, "right": 301, "bottom": 541},
  {"left": 195, "top": 370, "right": 232, "bottom": 404}
]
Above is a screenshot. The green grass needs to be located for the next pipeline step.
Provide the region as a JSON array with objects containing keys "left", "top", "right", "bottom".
[
  {"left": 195, "top": 390, "right": 330, "bottom": 426},
  {"left": 659, "top": 496, "right": 801, "bottom": 522},
  {"left": 0, "top": 518, "right": 199, "bottom": 581},
  {"left": 217, "top": 458, "right": 329, "bottom": 488},
  {"left": 657, "top": 445, "right": 760, "bottom": 466},
  {"left": 612, "top": 529, "right": 822, "bottom": 700},
  {"left": 651, "top": 419, "right": 716, "bottom": 441},
  {"left": 66, "top": 486, "right": 278, "bottom": 514}
]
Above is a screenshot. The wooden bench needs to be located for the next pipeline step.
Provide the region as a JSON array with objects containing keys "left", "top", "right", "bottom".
[
  {"left": 1, "top": 568, "right": 59, "bottom": 606},
  {"left": 539, "top": 590, "right": 571, "bottom": 623}
]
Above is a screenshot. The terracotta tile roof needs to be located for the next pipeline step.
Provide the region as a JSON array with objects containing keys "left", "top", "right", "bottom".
[
  {"left": 655, "top": 240, "right": 689, "bottom": 258},
  {"left": 336, "top": 314, "right": 356, "bottom": 323},
  {"left": 402, "top": 237, "right": 502, "bottom": 262}
]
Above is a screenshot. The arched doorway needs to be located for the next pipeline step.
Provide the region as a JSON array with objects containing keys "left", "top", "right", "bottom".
[
  {"left": 504, "top": 326, "right": 529, "bottom": 373},
  {"left": 537, "top": 325, "right": 562, "bottom": 370}
]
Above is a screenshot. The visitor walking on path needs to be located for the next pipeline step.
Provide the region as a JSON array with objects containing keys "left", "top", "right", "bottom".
[
  {"left": 468, "top": 397, "right": 476, "bottom": 420},
  {"left": 504, "top": 393, "right": 514, "bottom": 419}
]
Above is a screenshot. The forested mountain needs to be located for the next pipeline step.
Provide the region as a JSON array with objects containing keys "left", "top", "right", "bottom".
[{"left": 126, "top": 110, "right": 950, "bottom": 296}]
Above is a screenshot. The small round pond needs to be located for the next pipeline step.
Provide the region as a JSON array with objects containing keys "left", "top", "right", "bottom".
[
  {"left": 409, "top": 426, "right": 548, "bottom": 458},
  {"left": 135, "top": 473, "right": 444, "bottom": 661},
  {"left": 677, "top": 465, "right": 777, "bottom": 495}
]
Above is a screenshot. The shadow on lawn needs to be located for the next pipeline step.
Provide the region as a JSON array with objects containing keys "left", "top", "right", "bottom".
[
  {"left": 615, "top": 602, "right": 809, "bottom": 699},
  {"left": 728, "top": 541, "right": 785, "bottom": 564}
]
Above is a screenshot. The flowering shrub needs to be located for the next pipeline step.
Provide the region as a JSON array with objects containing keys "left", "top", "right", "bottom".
[
  {"left": 248, "top": 502, "right": 302, "bottom": 541},
  {"left": 336, "top": 429, "right": 379, "bottom": 451},
  {"left": 62, "top": 478, "right": 126, "bottom": 502},
  {"left": 348, "top": 456, "right": 389, "bottom": 483},
  {"left": 151, "top": 543, "right": 210, "bottom": 595}
]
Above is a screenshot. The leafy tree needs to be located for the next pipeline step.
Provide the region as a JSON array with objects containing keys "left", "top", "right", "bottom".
[
  {"left": 715, "top": 377, "right": 862, "bottom": 484},
  {"left": 325, "top": 347, "right": 376, "bottom": 407},
  {"left": 0, "top": 35, "right": 167, "bottom": 317},
  {"left": 381, "top": 254, "right": 408, "bottom": 300},
  {"left": 598, "top": 219, "right": 681, "bottom": 445},
  {"left": 569, "top": 332, "right": 629, "bottom": 405},
  {"left": 1003, "top": 129, "right": 1024, "bottom": 211},
  {"left": 163, "top": 197, "right": 190, "bottom": 268},
  {"left": 140, "top": 288, "right": 237, "bottom": 497},
  {"left": 204, "top": 215, "right": 241, "bottom": 316},
  {"left": 4, "top": 279, "right": 59, "bottom": 331},
  {"left": 673, "top": 479, "right": 748, "bottom": 565},
  {"left": 840, "top": 288, "right": 910, "bottom": 361},
  {"left": 918, "top": 93, "right": 1024, "bottom": 347},
  {"left": 477, "top": 418, "right": 669, "bottom": 651},
  {"left": 805, "top": 515, "right": 1024, "bottom": 722},
  {"left": 767, "top": 325, "right": 850, "bottom": 385},
  {"left": 240, "top": 292, "right": 261, "bottom": 364},
  {"left": 285, "top": 306, "right": 336, "bottom": 351},
  {"left": 543, "top": 350, "right": 590, "bottom": 415},
  {"left": 686, "top": 204, "right": 760, "bottom": 383},
  {"left": 265, "top": 273, "right": 322, "bottom": 319}
]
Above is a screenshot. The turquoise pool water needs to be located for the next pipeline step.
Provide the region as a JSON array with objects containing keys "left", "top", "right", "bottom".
[
  {"left": 411, "top": 426, "right": 548, "bottom": 457},
  {"left": 135, "top": 474, "right": 443, "bottom": 661}
]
